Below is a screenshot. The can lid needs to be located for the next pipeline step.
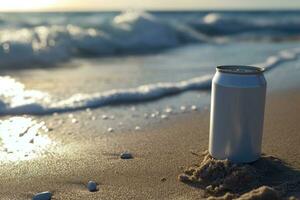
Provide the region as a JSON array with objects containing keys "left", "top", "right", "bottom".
[{"left": 216, "top": 65, "right": 265, "bottom": 74}]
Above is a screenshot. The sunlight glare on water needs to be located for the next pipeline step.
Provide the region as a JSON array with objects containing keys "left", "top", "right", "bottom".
[{"left": 0, "top": 117, "right": 52, "bottom": 162}]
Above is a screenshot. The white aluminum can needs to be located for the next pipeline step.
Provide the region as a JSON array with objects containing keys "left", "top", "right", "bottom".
[{"left": 209, "top": 65, "right": 266, "bottom": 163}]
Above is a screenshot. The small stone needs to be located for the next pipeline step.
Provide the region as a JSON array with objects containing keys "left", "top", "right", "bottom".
[
  {"left": 151, "top": 113, "right": 156, "bottom": 118},
  {"left": 68, "top": 114, "right": 74, "bottom": 118},
  {"left": 102, "top": 115, "right": 108, "bottom": 120},
  {"left": 161, "top": 177, "right": 167, "bottom": 182},
  {"left": 110, "top": 115, "right": 115, "bottom": 120},
  {"left": 107, "top": 128, "right": 114, "bottom": 133},
  {"left": 191, "top": 105, "right": 197, "bottom": 111},
  {"left": 165, "top": 107, "right": 173, "bottom": 113},
  {"left": 87, "top": 181, "right": 98, "bottom": 192},
  {"left": 120, "top": 152, "right": 133, "bottom": 159},
  {"left": 135, "top": 126, "right": 141, "bottom": 131},
  {"left": 29, "top": 138, "right": 34, "bottom": 144},
  {"left": 161, "top": 114, "right": 168, "bottom": 119},
  {"left": 71, "top": 118, "right": 78, "bottom": 124},
  {"left": 180, "top": 106, "right": 186, "bottom": 111},
  {"left": 32, "top": 191, "right": 52, "bottom": 200},
  {"left": 91, "top": 116, "right": 96, "bottom": 120},
  {"left": 144, "top": 113, "right": 149, "bottom": 118}
]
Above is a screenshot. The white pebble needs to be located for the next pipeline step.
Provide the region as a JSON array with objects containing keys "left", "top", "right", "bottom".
[
  {"left": 191, "top": 105, "right": 197, "bottom": 111},
  {"left": 151, "top": 113, "right": 156, "bottom": 118},
  {"left": 32, "top": 191, "right": 52, "bottom": 200},
  {"left": 107, "top": 128, "right": 114, "bottom": 132},
  {"left": 165, "top": 107, "right": 173, "bottom": 113},
  {"left": 135, "top": 126, "right": 141, "bottom": 131},
  {"left": 110, "top": 115, "right": 115, "bottom": 120},
  {"left": 68, "top": 114, "right": 74, "bottom": 118},
  {"left": 91, "top": 116, "right": 96, "bottom": 120},
  {"left": 102, "top": 115, "right": 108, "bottom": 120},
  {"left": 120, "top": 152, "right": 133, "bottom": 159},
  {"left": 87, "top": 181, "right": 97, "bottom": 192},
  {"left": 161, "top": 114, "right": 168, "bottom": 119},
  {"left": 180, "top": 106, "right": 186, "bottom": 111},
  {"left": 86, "top": 108, "right": 91, "bottom": 112},
  {"left": 71, "top": 118, "right": 78, "bottom": 124}
]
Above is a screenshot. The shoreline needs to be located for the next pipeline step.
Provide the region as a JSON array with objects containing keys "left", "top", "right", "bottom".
[{"left": 0, "top": 89, "right": 299, "bottom": 199}]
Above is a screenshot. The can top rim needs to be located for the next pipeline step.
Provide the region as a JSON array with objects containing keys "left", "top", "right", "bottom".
[{"left": 216, "top": 65, "right": 265, "bottom": 74}]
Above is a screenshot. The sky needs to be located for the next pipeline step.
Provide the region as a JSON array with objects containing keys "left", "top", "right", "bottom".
[{"left": 0, "top": 0, "right": 300, "bottom": 11}]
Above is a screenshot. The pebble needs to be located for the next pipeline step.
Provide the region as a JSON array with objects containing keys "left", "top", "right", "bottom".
[
  {"left": 110, "top": 115, "right": 115, "bottom": 120},
  {"left": 120, "top": 152, "right": 133, "bottom": 159},
  {"left": 191, "top": 105, "right": 197, "bottom": 111},
  {"left": 151, "top": 113, "right": 156, "bottom": 118},
  {"left": 68, "top": 114, "right": 74, "bottom": 118},
  {"left": 107, "top": 128, "right": 114, "bottom": 133},
  {"left": 102, "top": 115, "right": 108, "bottom": 120},
  {"left": 165, "top": 107, "right": 173, "bottom": 113},
  {"left": 32, "top": 191, "right": 52, "bottom": 200},
  {"left": 87, "top": 181, "right": 97, "bottom": 192},
  {"left": 29, "top": 138, "right": 34, "bottom": 144},
  {"left": 91, "top": 116, "right": 96, "bottom": 120},
  {"left": 135, "top": 126, "right": 141, "bottom": 131},
  {"left": 71, "top": 118, "right": 78, "bottom": 124},
  {"left": 180, "top": 106, "right": 186, "bottom": 111},
  {"left": 161, "top": 114, "right": 168, "bottom": 119}
]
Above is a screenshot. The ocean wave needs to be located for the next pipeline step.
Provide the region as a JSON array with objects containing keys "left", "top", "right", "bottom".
[
  {"left": 194, "top": 12, "right": 300, "bottom": 36},
  {"left": 0, "top": 47, "right": 300, "bottom": 115},
  {"left": 0, "top": 11, "right": 207, "bottom": 69},
  {"left": 1, "top": 11, "right": 300, "bottom": 69}
]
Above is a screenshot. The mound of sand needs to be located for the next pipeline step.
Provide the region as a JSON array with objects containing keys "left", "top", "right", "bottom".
[{"left": 178, "top": 151, "right": 300, "bottom": 200}]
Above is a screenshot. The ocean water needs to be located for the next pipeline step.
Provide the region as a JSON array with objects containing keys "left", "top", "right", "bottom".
[
  {"left": 1, "top": 11, "right": 300, "bottom": 161},
  {"left": 1, "top": 10, "right": 300, "bottom": 115}
]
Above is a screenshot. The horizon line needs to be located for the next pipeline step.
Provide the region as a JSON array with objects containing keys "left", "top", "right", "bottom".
[{"left": 1, "top": 7, "right": 300, "bottom": 13}]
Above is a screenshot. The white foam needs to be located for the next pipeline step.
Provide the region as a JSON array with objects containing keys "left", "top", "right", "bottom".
[
  {"left": 0, "top": 47, "right": 300, "bottom": 115},
  {"left": 0, "top": 75, "right": 212, "bottom": 115}
]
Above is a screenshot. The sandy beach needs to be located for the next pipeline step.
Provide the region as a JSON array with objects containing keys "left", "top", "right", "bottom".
[{"left": 0, "top": 87, "right": 298, "bottom": 200}]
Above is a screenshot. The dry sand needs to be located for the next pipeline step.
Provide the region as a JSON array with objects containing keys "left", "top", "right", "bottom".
[{"left": 0, "top": 89, "right": 299, "bottom": 200}]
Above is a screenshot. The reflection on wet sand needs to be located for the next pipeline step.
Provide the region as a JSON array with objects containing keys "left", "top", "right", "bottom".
[{"left": 0, "top": 117, "right": 52, "bottom": 162}]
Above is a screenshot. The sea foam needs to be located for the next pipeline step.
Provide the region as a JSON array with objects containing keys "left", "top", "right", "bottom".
[{"left": 0, "top": 47, "right": 299, "bottom": 115}]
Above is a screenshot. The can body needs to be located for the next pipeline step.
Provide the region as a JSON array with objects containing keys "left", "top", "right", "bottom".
[{"left": 209, "top": 66, "right": 266, "bottom": 163}]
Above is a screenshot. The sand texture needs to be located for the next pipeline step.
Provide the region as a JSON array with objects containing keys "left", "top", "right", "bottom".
[
  {"left": 0, "top": 90, "right": 299, "bottom": 199},
  {"left": 179, "top": 151, "right": 300, "bottom": 199}
]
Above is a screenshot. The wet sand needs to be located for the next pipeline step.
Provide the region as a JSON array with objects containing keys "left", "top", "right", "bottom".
[{"left": 0, "top": 89, "right": 300, "bottom": 199}]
